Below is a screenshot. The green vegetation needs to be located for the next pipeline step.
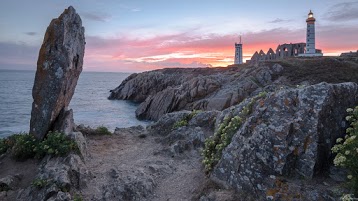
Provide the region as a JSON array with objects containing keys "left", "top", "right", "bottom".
[
  {"left": 11, "top": 134, "right": 39, "bottom": 160},
  {"left": 73, "top": 194, "right": 83, "bottom": 201},
  {"left": 172, "top": 119, "right": 189, "bottom": 129},
  {"left": 0, "top": 137, "right": 12, "bottom": 155},
  {"left": 31, "top": 178, "right": 49, "bottom": 189},
  {"left": 332, "top": 106, "right": 358, "bottom": 197},
  {"left": 172, "top": 110, "right": 201, "bottom": 129},
  {"left": 95, "top": 126, "right": 112, "bottom": 135},
  {"left": 35, "top": 131, "right": 79, "bottom": 158},
  {"left": 202, "top": 92, "right": 267, "bottom": 172},
  {"left": 0, "top": 132, "right": 79, "bottom": 160}
]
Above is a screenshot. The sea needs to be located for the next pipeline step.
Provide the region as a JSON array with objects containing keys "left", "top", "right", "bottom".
[{"left": 0, "top": 70, "right": 150, "bottom": 138}]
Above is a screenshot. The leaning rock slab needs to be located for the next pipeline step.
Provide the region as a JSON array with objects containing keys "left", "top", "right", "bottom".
[{"left": 30, "top": 6, "right": 85, "bottom": 140}]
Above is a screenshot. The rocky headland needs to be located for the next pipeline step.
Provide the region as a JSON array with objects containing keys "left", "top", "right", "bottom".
[
  {"left": 107, "top": 56, "right": 358, "bottom": 200},
  {"left": 109, "top": 57, "right": 358, "bottom": 121},
  {"left": 1, "top": 5, "right": 358, "bottom": 201}
]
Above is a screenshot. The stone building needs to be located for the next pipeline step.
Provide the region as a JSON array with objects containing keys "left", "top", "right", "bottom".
[
  {"left": 247, "top": 43, "right": 306, "bottom": 64},
  {"left": 234, "top": 36, "right": 243, "bottom": 64},
  {"left": 247, "top": 10, "right": 323, "bottom": 64}
]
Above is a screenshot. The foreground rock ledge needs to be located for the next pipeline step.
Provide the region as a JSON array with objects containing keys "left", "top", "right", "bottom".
[{"left": 30, "top": 6, "right": 85, "bottom": 140}]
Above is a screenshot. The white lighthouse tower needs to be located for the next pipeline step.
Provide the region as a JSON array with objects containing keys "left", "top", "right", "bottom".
[
  {"left": 234, "top": 36, "right": 243, "bottom": 64},
  {"left": 299, "top": 10, "right": 323, "bottom": 56},
  {"left": 306, "top": 10, "right": 316, "bottom": 54}
]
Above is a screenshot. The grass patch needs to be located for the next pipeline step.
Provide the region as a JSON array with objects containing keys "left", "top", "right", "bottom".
[
  {"left": 95, "top": 126, "right": 112, "bottom": 135},
  {"left": 268, "top": 57, "right": 358, "bottom": 85}
]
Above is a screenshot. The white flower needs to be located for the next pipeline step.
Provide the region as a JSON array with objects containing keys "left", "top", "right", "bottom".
[
  {"left": 336, "top": 138, "right": 343, "bottom": 143},
  {"left": 345, "top": 151, "right": 350, "bottom": 155},
  {"left": 347, "top": 175, "right": 353, "bottom": 179},
  {"left": 350, "top": 135, "right": 356, "bottom": 140},
  {"left": 346, "top": 108, "right": 353, "bottom": 113},
  {"left": 333, "top": 155, "right": 346, "bottom": 166},
  {"left": 341, "top": 194, "right": 353, "bottom": 201}
]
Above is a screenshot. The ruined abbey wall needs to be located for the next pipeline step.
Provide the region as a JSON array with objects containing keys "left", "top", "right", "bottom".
[{"left": 247, "top": 43, "right": 306, "bottom": 64}]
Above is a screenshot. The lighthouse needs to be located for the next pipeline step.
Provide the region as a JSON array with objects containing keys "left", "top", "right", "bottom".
[
  {"left": 299, "top": 10, "right": 323, "bottom": 56},
  {"left": 306, "top": 10, "right": 316, "bottom": 54},
  {"left": 234, "top": 36, "right": 243, "bottom": 64}
]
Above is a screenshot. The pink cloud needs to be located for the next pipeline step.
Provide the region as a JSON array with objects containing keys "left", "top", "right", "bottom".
[{"left": 83, "top": 25, "right": 358, "bottom": 72}]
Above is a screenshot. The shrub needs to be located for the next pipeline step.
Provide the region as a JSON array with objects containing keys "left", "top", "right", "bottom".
[
  {"left": 31, "top": 178, "right": 48, "bottom": 189},
  {"left": 202, "top": 93, "right": 267, "bottom": 173},
  {"left": 35, "top": 131, "right": 79, "bottom": 158},
  {"left": 172, "top": 119, "right": 188, "bottom": 129},
  {"left": 0, "top": 138, "right": 10, "bottom": 155},
  {"left": 0, "top": 133, "right": 34, "bottom": 158},
  {"left": 0, "top": 132, "right": 78, "bottom": 160},
  {"left": 202, "top": 115, "right": 243, "bottom": 172},
  {"left": 332, "top": 106, "right": 358, "bottom": 196},
  {"left": 95, "top": 126, "right": 112, "bottom": 135},
  {"left": 172, "top": 110, "right": 202, "bottom": 129},
  {"left": 73, "top": 194, "right": 83, "bottom": 201},
  {"left": 11, "top": 134, "right": 38, "bottom": 160}
]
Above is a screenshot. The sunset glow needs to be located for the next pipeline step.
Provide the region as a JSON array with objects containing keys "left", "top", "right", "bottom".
[{"left": 0, "top": 0, "right": 357, "bottom": 72}]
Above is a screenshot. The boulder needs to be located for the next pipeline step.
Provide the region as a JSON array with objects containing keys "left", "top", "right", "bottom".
[
  {"left": 148, "top": 110, "right": 219, "bottom": 156},
  {"left": 17, "top": 154, "right": 89, "bottom": 201},
  {"left": 210, "top": 82, "right": 358, "bottom": 199},
  {"left": 30, "top": 6, "right": 85, "bottom": 140}
]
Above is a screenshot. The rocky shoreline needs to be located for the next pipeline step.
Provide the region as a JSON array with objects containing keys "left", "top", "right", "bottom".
[
  {"left": 2, "top": 58, "right": 356, "bottom": 200},
  {"left": 109, "top": 57, "right": 358, "bottom": 121},
  {"left": 1, "top": 5, "right": 358, "bottom": 201}
]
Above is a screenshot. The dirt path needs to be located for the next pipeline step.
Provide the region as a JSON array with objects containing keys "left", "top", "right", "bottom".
[
  {"left": 0, "top": 154, "right": 38, "bottom": 200},
  {"left": 81, "top": 127, "right": 206, "bottom": 201}
]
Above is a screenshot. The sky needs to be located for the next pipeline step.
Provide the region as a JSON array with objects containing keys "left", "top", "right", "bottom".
[{"left": 0, "top": 0, "right": 357, "bottom": 72}]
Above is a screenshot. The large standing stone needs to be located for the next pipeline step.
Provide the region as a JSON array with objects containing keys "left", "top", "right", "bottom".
[{"left": 30, "top": 6, "right": 85, "bottom": 140}]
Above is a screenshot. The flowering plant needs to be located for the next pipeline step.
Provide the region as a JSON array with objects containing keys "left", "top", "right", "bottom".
[{"left": 332, "top": 106, "right": 358, "bottom": 196}]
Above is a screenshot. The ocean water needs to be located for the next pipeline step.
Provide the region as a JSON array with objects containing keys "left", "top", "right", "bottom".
[{"left": 0, "top": 70, "right": 149, "bottom": 138}]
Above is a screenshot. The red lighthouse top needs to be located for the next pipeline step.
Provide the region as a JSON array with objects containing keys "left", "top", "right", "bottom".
[{"left": 306, "top": 10, "right": 316, "bottom": 24}]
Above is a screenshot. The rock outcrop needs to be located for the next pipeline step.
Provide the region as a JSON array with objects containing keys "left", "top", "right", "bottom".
[
  {"left": 110, "top": 64, "right": 285, "bottom": 121},
  {"left": 142, "top": 81, "right": 358, "bottom": 200},
  {"left": 209, "top": 82, "right": 358, "bottom": 200},
  {"left": 109, "top": 57, "right": 358, "bottom": 122},
  {"left": 17, "top": 154, "right": 89, "bottom": 201},
  {"left": 30, "top": 6, "right": 85, "bottom": 140},
  {"left": 148, "top": 110, "right": 219, "bottom": 156}
]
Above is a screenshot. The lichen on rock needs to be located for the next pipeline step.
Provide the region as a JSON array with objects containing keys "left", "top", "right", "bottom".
[{"left": 29, "top": 6, "right": 85, "bottom": 140}]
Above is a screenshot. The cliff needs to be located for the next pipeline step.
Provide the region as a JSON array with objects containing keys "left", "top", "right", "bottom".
[
  {"left": 1, "top": 9, "right": 358, "bottom": 199},
  {"left": 105, "top": 56, "right": 358, "bottom": 200},
  {"left": 109, "top": 57, "right": 358, "bottom": 121}
]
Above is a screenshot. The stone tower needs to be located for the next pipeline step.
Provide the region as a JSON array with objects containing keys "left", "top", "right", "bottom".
[
  {"left": 306, "top": 10, "right": 316, "bottom": 54},
  {"left": 298, "top": 10, "right": 323, "bottom": 57},
  {"left": 234, "top": 36, "right": 243, "bottom": 64}
]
